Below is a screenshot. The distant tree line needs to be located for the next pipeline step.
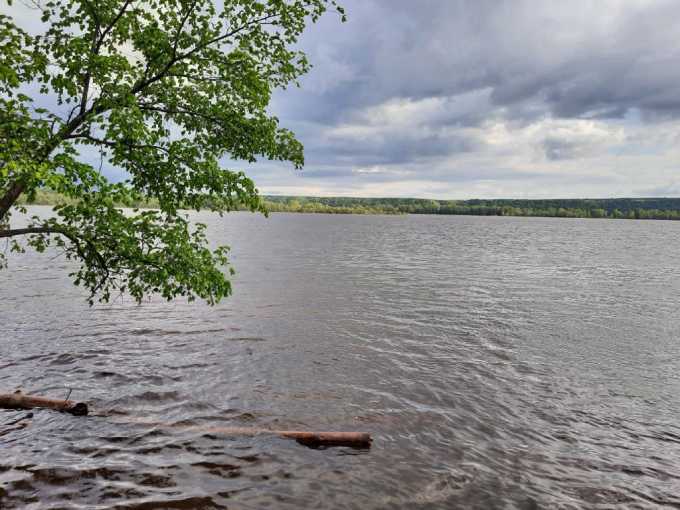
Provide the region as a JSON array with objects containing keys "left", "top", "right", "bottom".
[
  {"left": 264, "top": 196, "right": 680, "bottom": 220},
  {"left": 21, "top": 191, "right": 680, "bottom": 220}
]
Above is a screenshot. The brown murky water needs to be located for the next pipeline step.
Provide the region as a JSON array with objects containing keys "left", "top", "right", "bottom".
[{"left": 2, "top": 207, "right": 680, "bottom": 509}]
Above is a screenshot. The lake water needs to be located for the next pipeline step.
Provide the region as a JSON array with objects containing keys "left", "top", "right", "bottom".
[{"left": 2, "top": 207, "right": 680, "bottom": 509}]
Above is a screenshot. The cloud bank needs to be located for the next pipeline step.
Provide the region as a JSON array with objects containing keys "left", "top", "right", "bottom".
[
  {"left": 253, "top": 0, "right": 680, "bottom": 198},
  {"left": 7, "top": 0, "right": 680, "bottom": 198}
]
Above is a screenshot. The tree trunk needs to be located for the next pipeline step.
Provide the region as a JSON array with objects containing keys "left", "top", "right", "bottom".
[{"left": 0, "top": 180, "right": 27, "bottom": 221}]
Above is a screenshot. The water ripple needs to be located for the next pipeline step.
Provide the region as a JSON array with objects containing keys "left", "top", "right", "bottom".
[{"left": 2, "top": 210, "right": 680, "bottom": 508}]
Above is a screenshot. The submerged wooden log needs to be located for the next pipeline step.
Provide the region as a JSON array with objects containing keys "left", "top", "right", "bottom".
[
  {"left": 0, "top": 391, "right": 88, "bottom": 416},
  {"left": 0, "top": 391, "right": 371, "bottom": 447},
  {"left": 199, "top": 426, "right": 372, "bottom": 448},
  {"left": 118, "top": 418, "right": 372, "bottom": 448},
  {"left": 277, "top": 430, "right": 371, "bottom": 448}
]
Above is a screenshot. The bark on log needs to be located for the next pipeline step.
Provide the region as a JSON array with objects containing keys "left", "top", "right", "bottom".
[
  {"left": 117, "top": 418, "right": 372, "bottom": 448},
  {"left": 197, "top": 426, "right": 371, "bottom": 448},
  {"left": 277, "top": 430, "right": 371, "bottom": 448},
  {"left": 0, "top": 392, "right": 371, "bottom": 447},
  {"left": 0, "top": 391, "right": 88, "bottom": 416}
]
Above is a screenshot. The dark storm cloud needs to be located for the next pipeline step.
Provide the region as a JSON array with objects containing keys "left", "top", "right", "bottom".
[
  {"left": 304, "top": 129, "right": 478, "bottom": 167},
  {"left": 286, "top": 0, "right": 680, "bottom": 122}
]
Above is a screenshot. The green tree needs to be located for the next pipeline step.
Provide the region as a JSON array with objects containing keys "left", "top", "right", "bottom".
[
  {"left": 287, "top": 199, "right": 302, "bottom": 211},
  {"left": 0, "top": 0, "right": 344, "bottom": 304}
]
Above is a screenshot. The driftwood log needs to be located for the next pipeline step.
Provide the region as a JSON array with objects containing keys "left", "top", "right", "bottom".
[
  {"left": 0, "top": 391, "right": 88, "bottom": 416},
  {"left": 187, "top": 425, "right": 371, "bottom": 448},
  {"left": 0, "top": 391, "right": 371, "bottom": 447},
  {"left": 278, "top": 430, "right": 370, "bottom": 447},
  {"left": 116, "top": 419, "right": 372, "bottom": 448}
]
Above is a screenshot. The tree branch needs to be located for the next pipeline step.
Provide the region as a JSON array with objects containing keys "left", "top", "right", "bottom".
[
  {"left": 97, "top": 0, "right": 133, "bottom": 50},
  {"left": 173, "top": 0, "right": 199, "bottom": 58},
  {"left": 130, "top": 12, "right": 278, "bottom": 97},
  {"left": 80, "top": 1, "right": 101, "bottom": 116},
  {"left": 67, "top": 133, "right": 171, "bottom": 155},
  {"left": 0, "top": 6, "right": 277, "bottom": 221},
  {"left": 176, "top": 13, "right": 277, "bottom": 62},
  {"left": 0, "top": 182, "right": 28, "bottom": 222},
  {"left": 0, "top": 225, "right": 109, "bottom": 292},
  {"left": 79, "top": 0, "right": 135, "bottom": 117},
  {"left": 137, "top": 103, "right": 221, "bottom": 124},
  {"left": 0, "top": 226, "right": 66, "bottom": 239},
  {"left": 0, "top": 101, "right": 109, "bottom": 220}
]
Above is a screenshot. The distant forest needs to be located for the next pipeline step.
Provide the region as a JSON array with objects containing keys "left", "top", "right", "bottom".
[
  {"left": 21, "top": 190, "right": 680, "bottom": 220},
  {"left": 265, "top": 196, "right": 680, "bottom": 220}
]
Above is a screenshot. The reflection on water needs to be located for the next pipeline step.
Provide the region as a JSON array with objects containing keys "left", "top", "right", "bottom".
[{"left": 2, "top": 207, "right": 680, "bottom": 509}]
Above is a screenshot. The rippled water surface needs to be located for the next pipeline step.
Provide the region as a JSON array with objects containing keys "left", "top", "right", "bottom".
[{"left": 3, "top": 207, "right": 680, "bottom": 509}]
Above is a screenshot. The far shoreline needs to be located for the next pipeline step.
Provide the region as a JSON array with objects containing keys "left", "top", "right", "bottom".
[{"left": 20, "top": 191, "right": 680, "bottom": 221}]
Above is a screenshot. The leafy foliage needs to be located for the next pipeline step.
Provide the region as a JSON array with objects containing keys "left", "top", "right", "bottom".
[{"left": 0, "top": 0, "right": 344, "bottom": 304}]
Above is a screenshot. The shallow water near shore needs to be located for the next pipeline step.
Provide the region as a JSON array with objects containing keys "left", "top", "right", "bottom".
[{"left": 2, "top": 207, "right": 680, "bottom": 509}]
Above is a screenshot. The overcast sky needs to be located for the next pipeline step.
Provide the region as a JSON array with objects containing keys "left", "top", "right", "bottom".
[
  {"left": 252, "top": 0, "right": 680, "bottom": 198},
  {"left": 9, "top": 0, "right": 680, "bottom": 199}
]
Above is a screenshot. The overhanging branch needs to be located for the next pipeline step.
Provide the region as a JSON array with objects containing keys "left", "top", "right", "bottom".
[
  {"left": 0, "top": 227, "right": 60, "bottom": 239},
  {"left": 0, "top": 226, "right": 109, "bottom": 293}
]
